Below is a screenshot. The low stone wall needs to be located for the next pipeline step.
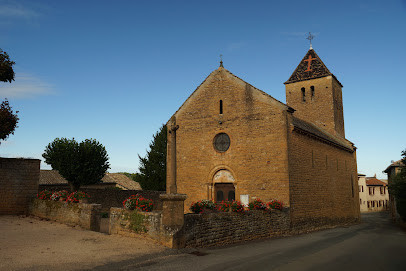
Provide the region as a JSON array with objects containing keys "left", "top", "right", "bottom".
[
  {"left": 0, "top": 158, "right": 40, "bottom": 215},
  {"left": 109, "top": 207, "right": 173, "bottom": 245},
  {"left": 38, "top": 186, "right": 164, "bottom": 213},
  {"left": 290, "top": 216, "right": 360, "bottom": 233},
  {"left": 176, "top": 208, "right": 290, "bottom": 248},
  {"left": 109, "top": 207, "right": 290, "bottom": 248},
  {"left": 30, "top": 198, "right": 101, "bottom": 231}
]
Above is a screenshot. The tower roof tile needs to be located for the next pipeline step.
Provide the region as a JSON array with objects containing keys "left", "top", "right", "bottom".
[{"left": 285, "top": 49, "right": 342, "bottom": 86}]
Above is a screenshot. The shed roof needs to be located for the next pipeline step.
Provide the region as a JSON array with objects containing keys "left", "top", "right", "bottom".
[{"left": 291, "top": 116, "right": 354, "bottom": 152}]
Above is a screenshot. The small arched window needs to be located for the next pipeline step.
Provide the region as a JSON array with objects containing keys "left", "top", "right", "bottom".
[
  {"left": 219, "top": 100, "right": 223, "bottom": 114},
  {"left": 301, "top": 87, "right": 306, "bottom": 102},
  {"left": 217, "top": 190, "right": 224, "bottom": 201},
  {"left": 228, "top": 190, "right": 235, "bottom": 201},
  {"left": 311, "top": 86, "right": 315, "bottom": 99}
]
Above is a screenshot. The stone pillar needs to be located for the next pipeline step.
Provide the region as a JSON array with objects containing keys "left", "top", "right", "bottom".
[
  {"left": 160, "top": 116, "right": 187, "bottom": 230},
  {"left": 167, "top": 116, "right": 179, "bottom": 194},
  {"left": 160, "top": 193, "right": 187, "bottom": 228}
]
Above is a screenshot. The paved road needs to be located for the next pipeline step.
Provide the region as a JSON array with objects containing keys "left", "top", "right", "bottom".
[{"left": 93, "top": 212, "right": 406, "bottom": 271}]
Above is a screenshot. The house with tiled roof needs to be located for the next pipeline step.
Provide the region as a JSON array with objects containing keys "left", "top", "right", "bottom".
[
  {"left": 358, "top": 174, "right": 389, "bottom": 212},
  {"left": 39, "top": 170, "right": 142, "bottom": 190}
]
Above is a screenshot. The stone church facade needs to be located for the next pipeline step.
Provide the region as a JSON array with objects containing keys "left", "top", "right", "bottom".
[{"left": 166, "top": 48, "right": 360, "bottom": 227}]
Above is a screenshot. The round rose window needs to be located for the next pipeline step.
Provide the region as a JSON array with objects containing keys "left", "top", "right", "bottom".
[{"left": 213, "top": 133, "right": 230, "bottom": 152}]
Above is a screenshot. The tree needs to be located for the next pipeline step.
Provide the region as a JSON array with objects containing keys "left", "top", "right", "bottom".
[
  {"left": 0, "top": 99, "right": 19, "bottom": 144},
  {"left": 389, "top": 149, "right": 406, "bottom": 221},
  {"left": 136, "top": 124, "right": 167, "bottom": 190},
  {"left": 43, "top": 138, "right": 110, "bottom": 191},
  {"left": 0, "top": 49, "right": 18, "bottom": 144},
  {"left": 0, "top": 48, "right": 15, "bottom": 83}
]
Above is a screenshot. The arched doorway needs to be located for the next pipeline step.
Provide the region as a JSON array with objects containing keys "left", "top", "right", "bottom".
[{"left": 213, "top": 169, "right": 235, "bottom": 202}]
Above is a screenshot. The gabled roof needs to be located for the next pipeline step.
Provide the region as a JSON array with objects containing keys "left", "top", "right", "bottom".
[
  {"left": 284, "top": 49, "right": 342, "bottom": 87},
  {"left": 291, "top": 116, "right": 354, "bottom": 152},
  {"left": 102, "top": 173, "right": 142, "bottom": 190},
  {"left": 40, "top": 170, "right": 67, "bottom": 184},
  {"left": 383, "top": 160, "right": 404, "bottom": 173},
  {"left": 366, "top": 178, "right": 387, "bottom": 186},
  {"left": 167, "top": 66, "right": 293, "bottom": 124},
  {"left": 39, "top": 170, "right": 141, "bottom": 190}
]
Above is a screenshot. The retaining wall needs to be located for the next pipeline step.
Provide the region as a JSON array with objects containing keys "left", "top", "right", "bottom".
[
  {"left": 30, "top": 198, "right": 101, "bottom": 231},
  {"left": 38, "top": 186, "right": 164, "bottom": 212},
  {"left": 109, "top": 208, "right": 290, "bottom": 248},
  {"left": 176, "top": 209, "right": 290, "bottom": 248}
]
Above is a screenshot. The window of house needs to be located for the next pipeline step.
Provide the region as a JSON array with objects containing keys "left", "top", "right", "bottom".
[
  {"left": 219, "top": 100, "right": 223, "bottom": 114},
  {"left": 367, "top": 201, "right": 370, "bottom": 208},
  {"left": 311, "top": 86, "right": 315, "bottom": 99},
  {"left": 360, "top": 199, "right": 362, "bottom": 205},
  {"left": 301, "top": 87, "right": 306, "bottom": 102},
  {"left": 351, "top": 176, "right": 354, "bottom": 198},
  {"left": 362, "top": 186, "right": 364, "bottom": 192}
]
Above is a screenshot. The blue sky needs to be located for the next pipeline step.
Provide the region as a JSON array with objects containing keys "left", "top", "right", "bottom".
[{"left": 0, "top": 0, "right": 405, "bottom": 179}]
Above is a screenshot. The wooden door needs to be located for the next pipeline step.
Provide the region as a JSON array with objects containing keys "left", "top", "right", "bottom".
[{"left": 215, "top": 183, "right": 235, "bottom": 202}]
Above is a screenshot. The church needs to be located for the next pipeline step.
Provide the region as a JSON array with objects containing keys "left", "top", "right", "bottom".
[{"left": 166, "top": 46, "right": 360, "bottom": 227}]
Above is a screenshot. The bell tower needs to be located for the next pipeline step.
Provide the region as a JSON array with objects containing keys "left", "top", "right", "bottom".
[{"left": 284, "top": 48, "right": 345, "bottom": 137}]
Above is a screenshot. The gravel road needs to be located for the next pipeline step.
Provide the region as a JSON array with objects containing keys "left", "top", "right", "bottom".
[{"left": 0, "top": 215, "right": 169, "bottom": 271}]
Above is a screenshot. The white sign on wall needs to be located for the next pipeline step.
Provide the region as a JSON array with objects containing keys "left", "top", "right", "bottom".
[{"left": 240, "top": 194, "right": 249, "bottom": 207}]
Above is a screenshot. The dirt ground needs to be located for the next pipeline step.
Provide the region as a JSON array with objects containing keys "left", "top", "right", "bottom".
[{"left": 0, "top": 215, "right": 169, "bottom": 270}]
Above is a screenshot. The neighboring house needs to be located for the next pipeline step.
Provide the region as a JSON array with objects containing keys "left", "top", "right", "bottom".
[
  {"left": 39, "top": 170, "right": 142, "bottom": 190},
  {"left": 166, "top": 47, "right": 360, "bottom": 227},
  {"left": 383, "top": 160, "right": 405, "bottom": 220},
  {"left": 358, "top": 174, "right": 389, "bottom": 212}
]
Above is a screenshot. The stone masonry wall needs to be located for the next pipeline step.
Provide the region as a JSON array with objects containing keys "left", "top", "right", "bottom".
[
  {"left": 176, "top": 209, "right": 290, "bottom": 248},
  {"left": 285, "top": 76, "right": 345, "bottom": 137},
  {"left": 30, "top": 198, "right": 101, "bottom": 231},
  {"left": 0, "top": 158, "right": 40, "bottom": 215},
  {"left": 109, "top": 207, "right": 165, "bottom": 241},
  {"left": 38, "top": 186, "right": 164, "bottom": 213},
  {"left": 109, "top": 207, "right": 290, "bottom": 248},
  {"left": 172, "top": 68, "right": 291, "bottom": 211},
  {"left": 287, "top": 128, "right": 360, "bottom": 228}
]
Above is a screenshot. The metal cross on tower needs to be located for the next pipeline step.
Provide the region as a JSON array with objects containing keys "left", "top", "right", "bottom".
[
  {"left": 306, "top": 32, "right": 314, "bottom": 49},
  {"left": 219, "top": 54, "right": 224, "bottom": 67}
]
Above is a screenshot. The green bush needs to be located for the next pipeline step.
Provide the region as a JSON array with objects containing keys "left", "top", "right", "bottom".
[
  {"left": 268, "top": 200, "right": 283, "bottom": 210},
  {"left": 248, "top": 199, "right": 267, "bottom": 210},
  {"left": 230, "top": 201, "right": 244, "bottom": 213},
  {"left": 216, "top": 201, "right": 231, "bottom": 212},
  {"left": 190, "top": 200, "right": 216, "bottom": 214},
  {"left": 37, "top": 190, "right": 53, "bottom": 200},
  {"left": 123, "top": 194, "right": 153, "bottom": 212}
]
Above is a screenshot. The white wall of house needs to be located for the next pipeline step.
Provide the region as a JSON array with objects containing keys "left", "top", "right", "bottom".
[
  {"left": 358, "top": 175, "right": 389, "bottom": 213},
  {"left": 358, "top": 176, "right": 368, "bottom": 212}
]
